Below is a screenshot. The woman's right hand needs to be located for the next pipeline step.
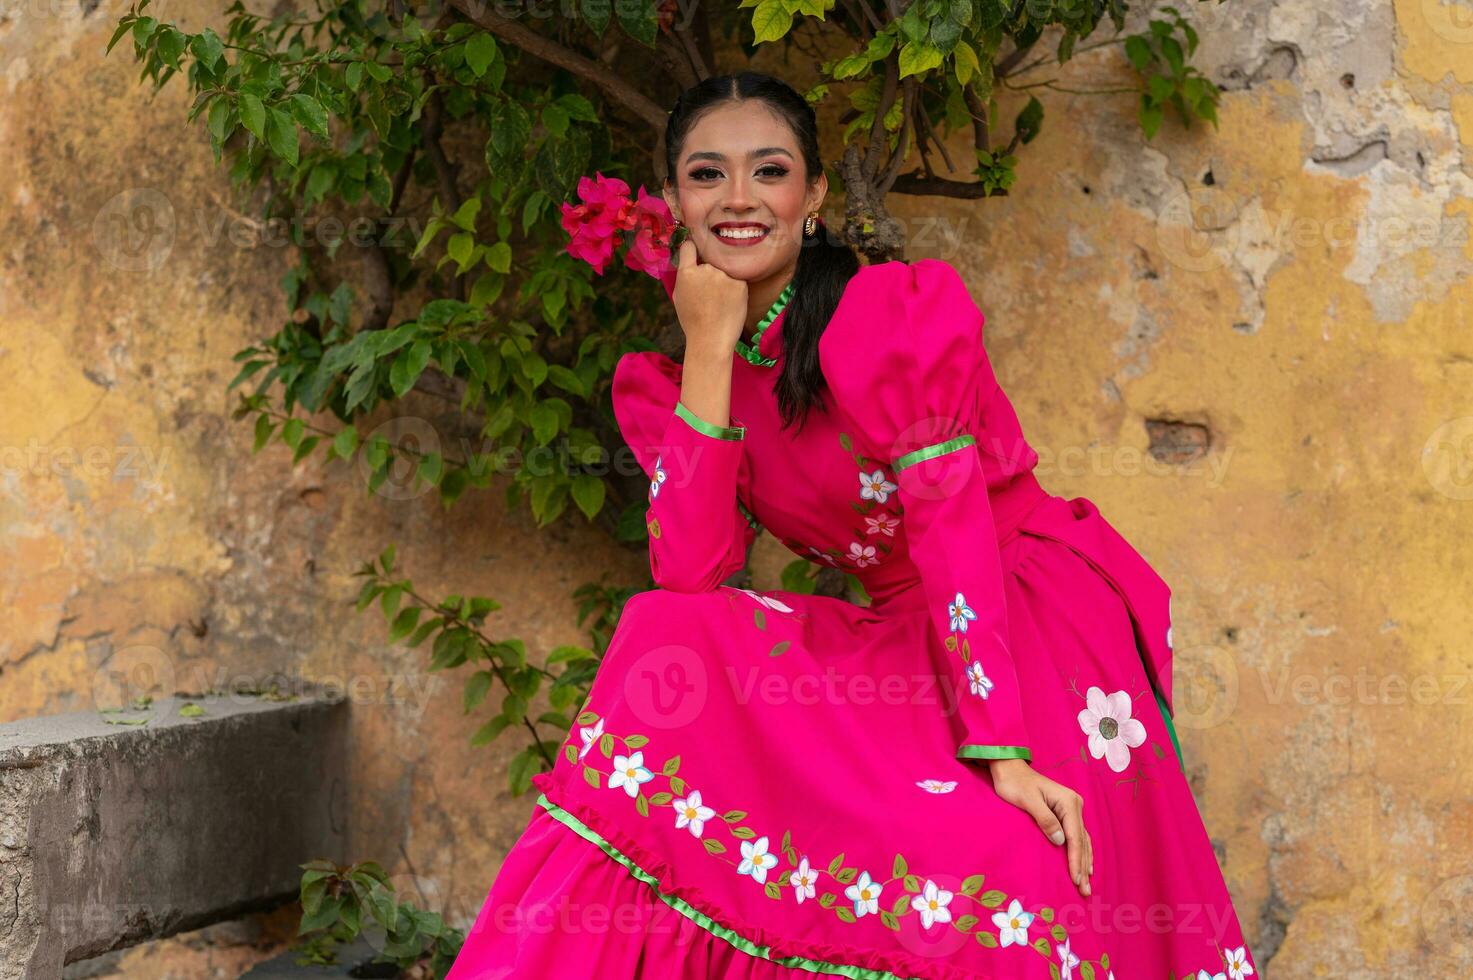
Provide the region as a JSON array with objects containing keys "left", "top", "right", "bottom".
[
  {"left": 671, "top": 238, "right": 748, "bottom": 357},
  {"left": 988, "top": 758, "right": 1094, "bottom": 897}
]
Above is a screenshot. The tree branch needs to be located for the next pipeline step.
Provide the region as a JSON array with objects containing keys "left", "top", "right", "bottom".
[{"left": 447, "top": 0, "right": 667, "bottom": 130}]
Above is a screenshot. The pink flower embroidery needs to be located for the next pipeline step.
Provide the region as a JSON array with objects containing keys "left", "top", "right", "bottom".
[
  {"left": 864, "top": 513, "right": 900, "bottom": 536},
  {"left": 846, "top": 542, "right": 878, "bottom": 567},
  {"left": 1077, "top": 686, "right": 1148, "bottom": 773}
]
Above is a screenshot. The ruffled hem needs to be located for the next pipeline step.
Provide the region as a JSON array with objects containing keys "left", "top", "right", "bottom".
[{"left": 520, "top": 772, "right": 993, "bottom": 980}]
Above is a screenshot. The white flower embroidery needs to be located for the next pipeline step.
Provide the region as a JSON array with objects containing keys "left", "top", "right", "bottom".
[
  {"left": 909, "top": 879, "right": 954, "bottom": 928},
  {"left": 1058, "top": 937, "right": 1081, "bottom": 979},
  {"left": 915, "top": 779, "right": 957, "bottom": 794},
  {"left": 1196, "top": 972, "right": 1227, "bottom": 980},
  {"left": 1077, "top": 686, "right": 1149, "bottom": 773},
  {"left": 577, "top": 717, "right": 605, "bottom": 761},
  {"left": 807, "top": 545, "right": 839, "bottom": 566},
  {"left": 846, "top": 542, "right": 878, "bottom": 567},
  {"left": 966, "top": 661, "right": 994, "bottom": 699},
  {"left": 737, "top": 836, "right": 779, "bottom": 884},
  {"left": 992, "top": 898, "right": 1035, "bottom": 947},
  {"left": 732, "top": 588, "right": 794, "bottom": 613},
  {"left": 858, "top": 469, "right": 897, "bottom": 504},
  {"left": 1224, "top": 946, "right": 1254, "bottom": 980},
  {"left": 672, "top": 789, "right": 716, "bottom": 838},
  {"left": 948, "top": 592, "right": 977, "bottom": 632},
  {"left": 650, "top": 456, "right": 666, "bottom": 499},
  {"left": 843, "top": 870, "right": 883, "bottom": 917},
  {"left": 864, "top": 513, "right": 900, "bottom": 536},
  {"left": 788, "top": 856, "right": 818, "bottom": 903},
  {"left": 607, "top": 751, "right": 654, "bottom": 797}
]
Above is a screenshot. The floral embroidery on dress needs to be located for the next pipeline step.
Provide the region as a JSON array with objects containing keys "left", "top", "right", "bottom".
[
  {"left": 731, "top": 588, "right": 795, "bottom": 614},
  {"left": 608, "top": 751, "right": 655, "bottom": 797},
  {"left": 993, "top": 898, "right": 1035, "bottom": 947},
  {"left": 737, "top": 836, "right": 779, "bottom": 884},
  {"left": 915, "top": 779, "right": 957, "bottom": 794},
  {"left": 563, "top": 707, "right": 1123, "bottom": 972},
  {"left": 1058, "top": 936, "right": 1081, "bottom": 978},
  {"left": 1224, "top": 944, "right": 1255, "bottom": 979},
  {"left": 650, "top": 455, "right": 666, "bottom": 500},
  {"left": 948, "top": 591, "right": 977, "bottom": 633},
  {"left": 578, "top": 717, "right": 605, "bottom": 761},
  {"left": 858, "top": 469, "right": 897, "bottom": 504},
  {"left": 910, "top": 879, "right": 953, "bottom": 928},
  {"left": 794, "top": 431, "right": 905, "bottom": 571},
  {"left": 788, "top": 857, "right": 819, "bottom": 903},
  {"left": 864, "top": 513, "right": 900, "bottom": 536},
  {"left": 843, "top": 870, "right": 883, "bottom": 917},
  {"left": 966, "top": 661, "right": 994, "bottom": 700},
  {"left": 1077, "top": 686, "right": 1148, "bottom": 773},
  {"left": 673, "top": 789, "right": 716, "bottom": 838}
]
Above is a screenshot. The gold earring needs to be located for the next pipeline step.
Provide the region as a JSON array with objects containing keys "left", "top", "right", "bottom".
[{"left": 803, "top": 212, "right": 818, "bottom": 238}]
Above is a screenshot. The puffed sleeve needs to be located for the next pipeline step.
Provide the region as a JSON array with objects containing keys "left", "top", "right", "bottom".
[
  {"left": 819, "top": 259, "right": 1032, "bottom": 763},
  {"left": 611, "top": 350, "right": 759, "bottom": 593}
]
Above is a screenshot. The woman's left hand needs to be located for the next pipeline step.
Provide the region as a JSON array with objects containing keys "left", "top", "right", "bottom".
[{"left": 986, "top": 758, "right": 1094, "bottom": 896}]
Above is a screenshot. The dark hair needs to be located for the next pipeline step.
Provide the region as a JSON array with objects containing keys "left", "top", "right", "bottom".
[{"left": 663, "top": 71, "right": 861, "bottom": 432}]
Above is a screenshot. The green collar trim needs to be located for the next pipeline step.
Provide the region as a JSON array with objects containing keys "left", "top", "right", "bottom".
[
  {"left": 533, "top": 792, "right": 922, "bottom": 980},
  {"left": 734, "top": 281, "right": 795, "bottom": 368}
]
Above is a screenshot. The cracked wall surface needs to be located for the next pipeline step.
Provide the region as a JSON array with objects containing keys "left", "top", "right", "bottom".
[{"left": 3, "top": 0, "right": 1473, "bottom": 976}]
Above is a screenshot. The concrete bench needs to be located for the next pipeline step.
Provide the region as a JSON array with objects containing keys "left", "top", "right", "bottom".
[{"left": 0, "top": 692, "right": 348, "bottom": 980}]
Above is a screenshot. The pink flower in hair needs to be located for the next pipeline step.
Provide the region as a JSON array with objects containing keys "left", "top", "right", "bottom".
[
  {"left": 623, "top": 186, "right": 675, "bottom": 277},
  {"left": 559, "top": 173, "right": 637, "bottom": 274},
  {"left": 561, "top": 174, "right": 680, "bottom": 297}
]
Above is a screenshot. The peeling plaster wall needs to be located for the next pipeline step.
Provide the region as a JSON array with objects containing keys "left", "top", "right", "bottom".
[{"left": 3, "top": 0, "right": 1472, "bottom": 976}]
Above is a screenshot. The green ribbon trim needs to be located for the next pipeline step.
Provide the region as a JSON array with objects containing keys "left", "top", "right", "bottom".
[
  {"left": 734, "top": 280, "right": 794, "bottom": 368},
  {"left": 675, "top": 401, "right": 745, "bottom": 440},
  {"left": 1155, "top": 686, "right": 1184, "bottom": 769},
  {"left": 955, "top": 744, "right": 1032, "bottom": 762},
  {"left": 533, "top": 793, "right": 932, "bottom": 980},
  {"left": 737, "top": 497, "right": 762, "bottom": 533},
  {"left": 894, "top": 434, "right": 975, "bottom": 473}
]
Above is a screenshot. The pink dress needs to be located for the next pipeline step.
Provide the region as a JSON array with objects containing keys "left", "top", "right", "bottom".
[{"left": 446, "top": 259, "right": 1257, "bottom": 980}]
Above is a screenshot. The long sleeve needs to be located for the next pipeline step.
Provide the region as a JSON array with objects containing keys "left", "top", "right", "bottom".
[
  {"left": 612, "top": 351, "right": 758, "bottom": 592},
  {"left": 819, "top": 259, "right": 1032, "bottom": 762}
]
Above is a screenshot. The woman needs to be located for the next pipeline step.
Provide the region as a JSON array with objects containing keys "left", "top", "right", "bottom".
[{"left": 446, "top": 71, "right": 1256, "bottom": 980}]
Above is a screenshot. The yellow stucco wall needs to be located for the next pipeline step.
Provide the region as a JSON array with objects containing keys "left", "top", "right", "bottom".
[{"left": 3, "top": 0, "right": 1471, "bottom": 975}]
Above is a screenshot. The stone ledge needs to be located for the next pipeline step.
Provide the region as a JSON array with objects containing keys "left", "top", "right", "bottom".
[{"left": 0, "top": 693, "right": 349, "bottom": 980}]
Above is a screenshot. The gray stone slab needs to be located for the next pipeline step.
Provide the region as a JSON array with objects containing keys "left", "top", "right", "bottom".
[{"left": 0, "top": 692, "right": 349, "bottom": 980}]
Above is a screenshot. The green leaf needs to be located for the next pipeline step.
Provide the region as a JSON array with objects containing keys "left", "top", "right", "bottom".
[
  {"left": 389, "top": 606, "right": 421, "bottom": 642},
  {"left": 570, "top": 474, "right": 604, "bottom": 519},
  {"left": 485, "top": 241, "right": 512, "bottom": 274},
  {"left": 332, "top": 425, "right": 360, "bottom": 460},
  {"left": 288, "top": 94, "right": 330, "bottom": 139},
  {"left": 750, "top": 0, "right": 793, "bottom": 42},
  {"left": 281, "top": 417, "right": 305, "bottom": 449},
  {"left": 463, "top": 671, "right": 494, "bottom": 713},
  {"left": 206, "top": 96, "right": 233, "bottom": 141},
  {"left": 465, "top": 32, "right": 498, "bottom": 77},
  {"left": 1124, "top": 35, "right": 1153, "bottom": 70},
  {"left": 191, "top": 28, "right": 224, "bottom": 70},
  {"left": 390, "top": 340, "right": 433, "bottom": 397},
  {"left": 471, "top": 715, "right": 513, "bottom": 746},
  {"left": 1014, "top": 96, "right": 1044, "bottom": 144},
  {"left": 238, "top": 93, "right": 266, "bottom": 140},
  {"left": 266, "top": 107, "right": 299, "bottom": 165}
]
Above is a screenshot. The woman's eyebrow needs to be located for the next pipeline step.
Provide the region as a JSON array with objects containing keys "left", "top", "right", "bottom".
[{"left": 683, "top": 147, "right": 796, "bottom": 164}]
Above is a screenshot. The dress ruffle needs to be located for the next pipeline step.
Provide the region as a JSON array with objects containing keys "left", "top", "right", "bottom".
[{"left": 451, "top": 784, "right": 1009, "bottom": 980}]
